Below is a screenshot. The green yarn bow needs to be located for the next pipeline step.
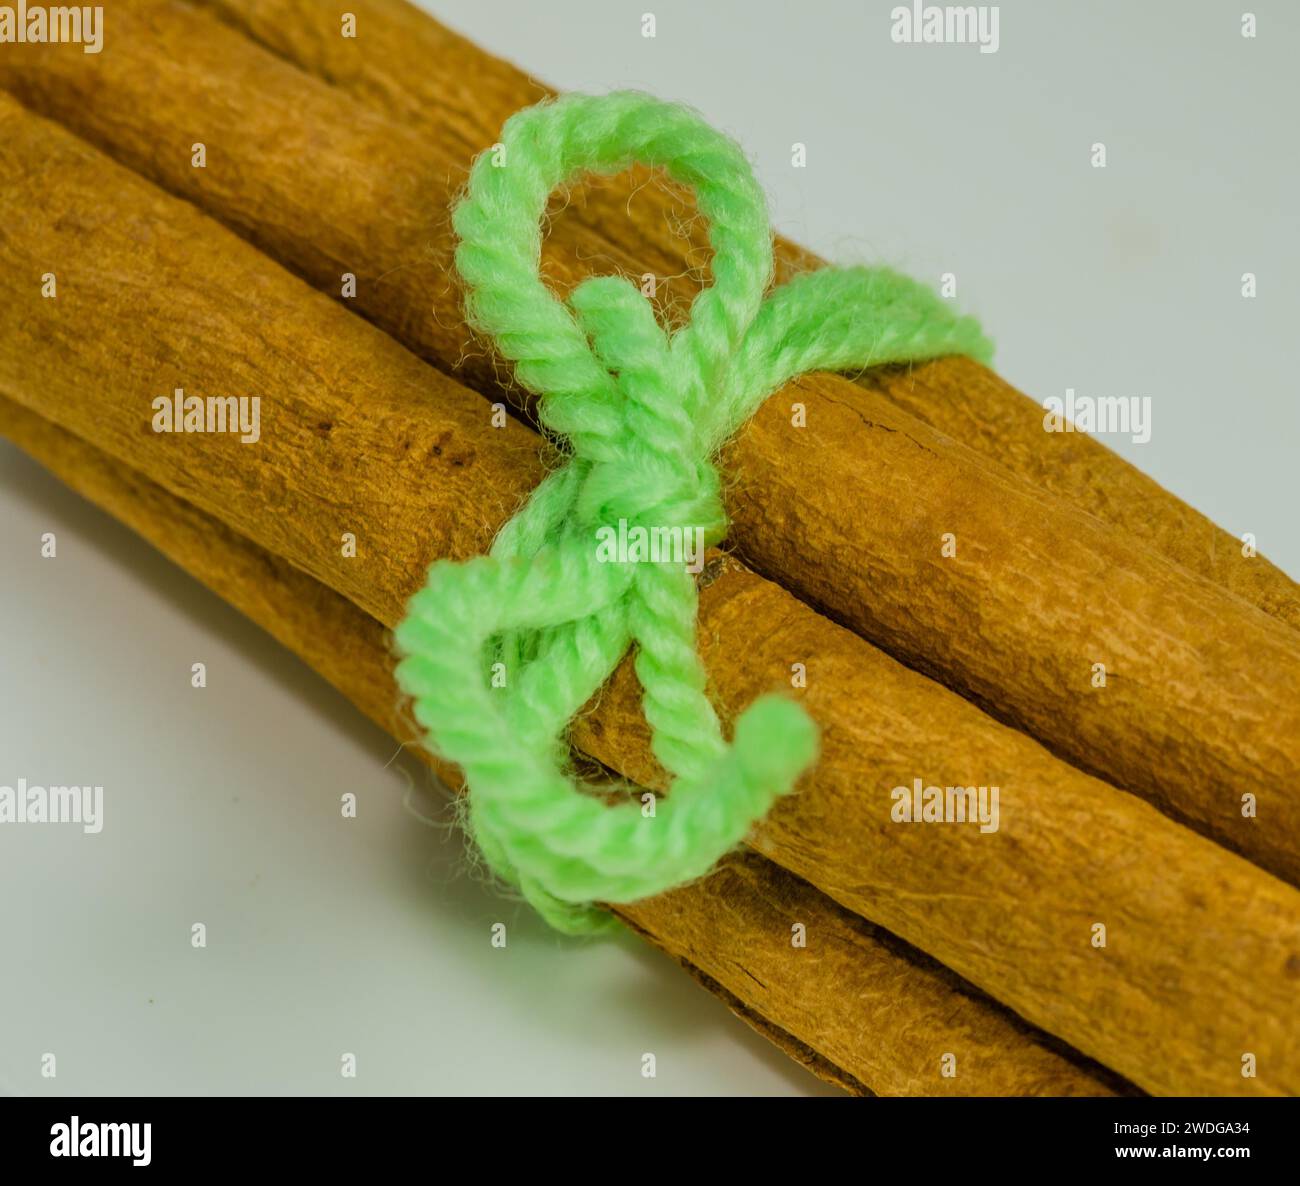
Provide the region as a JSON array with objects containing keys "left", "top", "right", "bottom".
[{"left": 394, "top": 91, "right": 991, "bottom": 934}]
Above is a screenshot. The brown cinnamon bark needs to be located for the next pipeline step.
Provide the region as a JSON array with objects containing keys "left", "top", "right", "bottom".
[
  {"left": 5, "top": 34, "right": 1300, "bottom": 883},
  {"left": 0, "top": 394, "right": 1125, "bottom": 1098},
  {"left": 193, "top": 0, "right": 1300, "bottom": 631},
  {"left": 2, "top": 98, "right": 1298, "bottom": 1095},
  {"left": 10, "top": 0, "right": 1294, "bottom": 630}
]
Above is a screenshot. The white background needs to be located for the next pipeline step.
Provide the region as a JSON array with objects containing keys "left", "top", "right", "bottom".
[{"left": 1, "top": 1, "right": 1294, "bottom": 1095}]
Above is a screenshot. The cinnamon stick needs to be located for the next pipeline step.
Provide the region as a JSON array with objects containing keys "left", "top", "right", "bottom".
[
  {"left": 195, "top": 0, "right": 1300, "bottom": 632},
  {"left": 0, "top": 393, "right": 1125, "bottom": 1098},
  {"left": 3, "top": 98, "right": 1297, "bottom": 1095},
  {"left": 5, "top": 12, "right": 1300, "bottom": 884}
]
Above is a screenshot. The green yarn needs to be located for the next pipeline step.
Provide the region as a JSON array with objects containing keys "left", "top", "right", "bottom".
[{"left": 393, "top": 91, "right": 992, "bottom": 934}]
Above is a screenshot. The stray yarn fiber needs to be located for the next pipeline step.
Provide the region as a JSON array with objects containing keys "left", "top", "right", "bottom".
[{"left": 394, "top": 91, "right": 992, "bottom": 934}]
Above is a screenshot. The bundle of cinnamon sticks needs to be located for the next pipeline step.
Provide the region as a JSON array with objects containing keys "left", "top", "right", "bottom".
[{"left": 3, "top": 0, "right": 1298, "bottom": 1096}]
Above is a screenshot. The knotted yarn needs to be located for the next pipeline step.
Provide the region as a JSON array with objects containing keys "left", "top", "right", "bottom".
[{"left": 393, "top": 91, "right": 992, "bottom": 934}]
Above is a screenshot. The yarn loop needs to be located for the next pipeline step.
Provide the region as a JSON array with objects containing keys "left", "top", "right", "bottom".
[{"left": 394, "top": 91, "right": 992, "bottom": 933}]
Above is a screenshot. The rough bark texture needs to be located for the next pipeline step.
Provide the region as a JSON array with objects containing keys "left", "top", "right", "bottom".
[
  {"left": 4, "top": 1, "right": 1299, "bottom": 887},
  {"left": 196, "top": 0, "right": 1300, "bottom": 632},
  {"left": 0, "top": 394, "right": 1127, "bottom": 1099},
  {"left": 2, "top": 100, "right": 1298, "bottom": 1095}
]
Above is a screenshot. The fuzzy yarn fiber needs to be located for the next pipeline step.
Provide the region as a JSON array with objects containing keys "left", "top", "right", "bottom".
[{"left": 393, "top": 91, "right": 991, "bottom": 934}]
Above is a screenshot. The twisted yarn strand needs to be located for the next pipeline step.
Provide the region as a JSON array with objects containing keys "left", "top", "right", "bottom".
[{"left": 394, "top": 91, "right": 992, "bottom": 934}]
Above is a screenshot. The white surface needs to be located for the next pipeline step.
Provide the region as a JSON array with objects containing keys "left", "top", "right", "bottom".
[{"left": 2, "top": 0, "right": 1296, "bottom": 1097}]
